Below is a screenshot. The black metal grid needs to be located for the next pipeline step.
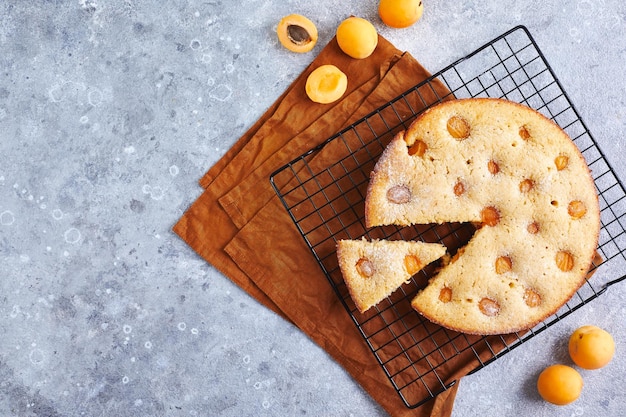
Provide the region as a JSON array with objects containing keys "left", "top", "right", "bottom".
[{"left": 270, "top": 26, "right": 626, "bottom": 408}]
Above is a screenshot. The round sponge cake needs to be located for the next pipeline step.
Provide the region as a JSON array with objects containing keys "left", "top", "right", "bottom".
[{"left": 364, "top": 98, "right": 600, "bottom": 335}]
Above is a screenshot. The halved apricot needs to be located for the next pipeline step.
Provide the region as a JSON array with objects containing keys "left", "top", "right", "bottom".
[
  {"left": 277, "top": 14, "right": 318, "bottom": 53},
  {"left": 305, "top": 65, "right": 348, "bottom": 104}
]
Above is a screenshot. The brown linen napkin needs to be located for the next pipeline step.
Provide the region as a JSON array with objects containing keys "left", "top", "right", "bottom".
[
  {"left": 175, "top": 35, "right": 478, "bottom": 416},
  {"left": 174, "top": 35, "right": 414, "bottom": 320}
]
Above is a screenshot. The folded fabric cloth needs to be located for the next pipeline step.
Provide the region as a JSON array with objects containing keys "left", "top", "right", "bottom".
[{"left": 173, "top": 34, "right": 539, "bottom": 416}]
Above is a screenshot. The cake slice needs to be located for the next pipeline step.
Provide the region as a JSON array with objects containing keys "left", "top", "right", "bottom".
[{"left": 336, "top": 238, "right": 446, "bottom": 313}]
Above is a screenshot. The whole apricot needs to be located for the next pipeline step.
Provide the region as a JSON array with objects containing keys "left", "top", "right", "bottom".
[
  {"left": 336, "top": 17, "right": 378, "bottom": 59},
  {"left": 379, "top": 0, "right": 424, "bottom": 29},
  {"left": 305, "top": 65, "right": 348, "bottom": 104},
  {"left": 277, "top": 14, "right": 318, "bottom": 53},
  {"left": 537, "top": 364, "right": 583, "bottom": 405},
  {"left": 569, "top": 325, "right": 615, "bottom": 369}
]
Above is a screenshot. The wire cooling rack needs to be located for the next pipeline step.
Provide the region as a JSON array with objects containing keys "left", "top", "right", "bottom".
[{"left": 270, "top": 26, "right": 626, "bottom": 408}]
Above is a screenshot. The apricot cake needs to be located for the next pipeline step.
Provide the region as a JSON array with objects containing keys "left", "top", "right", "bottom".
[
  {"left": 336, "top": 238, "right": 446, "bottom": 313},
  {"left": 364, "top": 98, "right": 600, "bottom": 335}
]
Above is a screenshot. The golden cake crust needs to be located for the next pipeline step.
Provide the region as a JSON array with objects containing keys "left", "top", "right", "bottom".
[{"left": 364, "top": 98, "right": 600, "bottom": 334}]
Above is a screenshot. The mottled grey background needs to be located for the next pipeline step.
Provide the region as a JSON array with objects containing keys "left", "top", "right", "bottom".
[{"left": 0, "top": 1, "right": 624, "bottom": 416}]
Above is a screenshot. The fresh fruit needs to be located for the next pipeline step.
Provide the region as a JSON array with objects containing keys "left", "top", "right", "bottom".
[
  {"left": 277, "top": 14, "right": 318, "bottom": 53},
  {"left": 336, "top": 17, "right": 378, "bottom": 59},
  {"left": 305, "top": 65, "right": 347, "bottom": 104},
  {"left": 537, "top": 364, "right": 583, "bottom": 405},
  {"left": 378, "top": 0, "right": 424, "bottom": 29},
  {"left": 569, "top": 325, "right": 615, "bottom": 369}
]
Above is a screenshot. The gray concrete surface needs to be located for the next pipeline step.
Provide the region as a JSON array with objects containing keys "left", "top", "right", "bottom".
[{"left": 0, "top": 1, "right": 624, "bottom": 416}]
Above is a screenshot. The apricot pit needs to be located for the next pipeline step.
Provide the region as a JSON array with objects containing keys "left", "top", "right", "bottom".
[{"left": 277, "top": 14, "right": 318, "bottom": 53}]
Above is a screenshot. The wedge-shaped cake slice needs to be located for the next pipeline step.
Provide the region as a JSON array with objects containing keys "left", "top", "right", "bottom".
[
  {"left": 336, "top": 238, "right": 446, "bottom": 313},
  {"left": 365, "top": 98, "right": 600, "bottom": 334}
]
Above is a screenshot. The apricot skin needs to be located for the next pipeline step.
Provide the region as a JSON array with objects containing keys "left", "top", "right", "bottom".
[
  {"left": 336, "top": 17, "right": 378, "bottom": 59},
  {"left": 536, "top": 364, "right": 583, "bottom": 406},
  {"left": 379, "top": 0, "right": 424, "bottom": 29},
  {"left": 568, "top": 325, "right": 615, "bottom": 369},
  {"left": 277, "top": 14, "right": 318, "bottom": 53}
]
